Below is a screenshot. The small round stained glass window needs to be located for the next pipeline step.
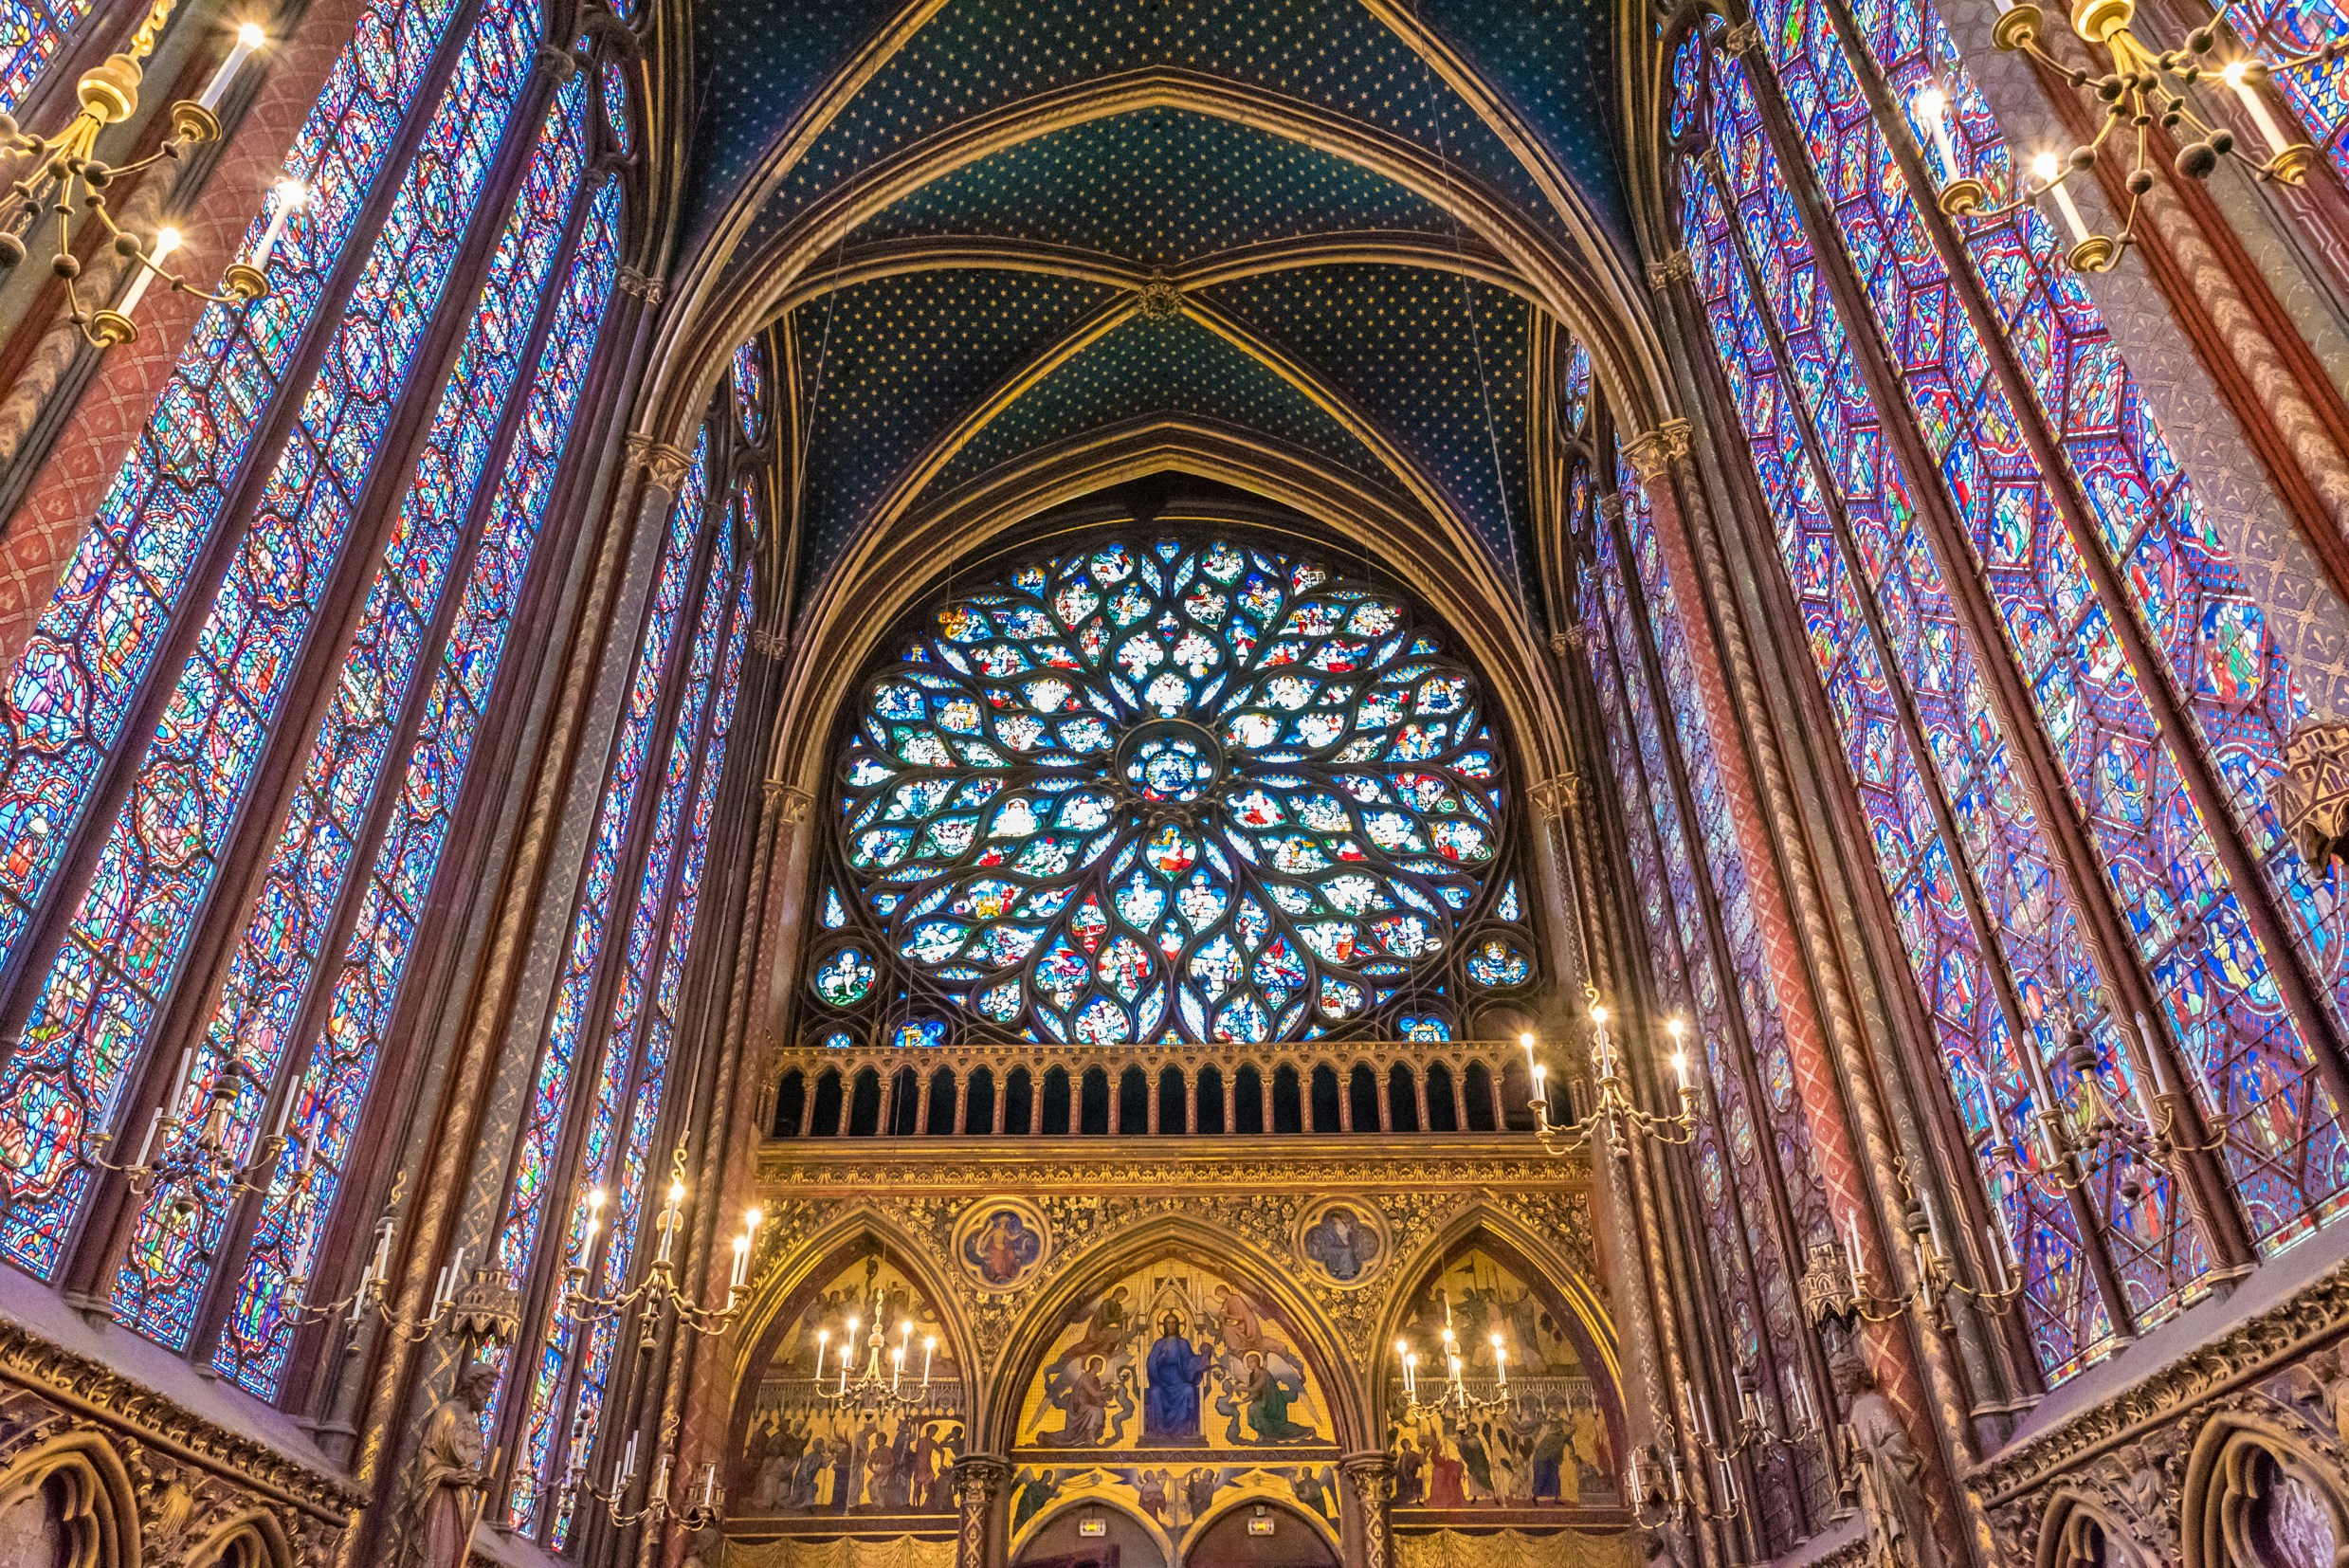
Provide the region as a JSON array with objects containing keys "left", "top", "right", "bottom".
[
  {"left": 1465, "top": 938, "right": 1530, "bottom": 989},
  {"left": 813, "top": 947, "right": 875, "bottom": 1007},
  {"left": 838, "top": 536, "right": 1508, "bottom": 1043}
]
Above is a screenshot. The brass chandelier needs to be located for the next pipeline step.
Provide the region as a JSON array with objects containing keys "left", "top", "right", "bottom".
[
  {"left": 1912, "top": 0, "right": 2328, "bottom": 271},
  {"left": 0, "top": 0, "right": 293, "bottom": 346}
]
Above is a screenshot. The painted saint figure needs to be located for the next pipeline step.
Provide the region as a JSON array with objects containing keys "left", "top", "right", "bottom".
[
  {"left": 1301, "top": 1206, "right": 1378, "bottom": 1282},
  {"left": 1144, "top": 1311, "right": 1215, "bottom": 1444},
  {"left": 1039, "top": 1354, "right": 1117, "bottom": 1447}
]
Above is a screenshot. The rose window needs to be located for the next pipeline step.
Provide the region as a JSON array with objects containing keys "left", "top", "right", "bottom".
[{"left": 830, "top": 537, "right": 1514, "bottom": 1044}]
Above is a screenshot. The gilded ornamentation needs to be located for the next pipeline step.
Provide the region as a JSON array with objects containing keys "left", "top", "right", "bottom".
[
  {"left": 614, "top": 264, "right": 665, "bottom": 303},
  {"left": 2279, "top": 717, "right": 2349, "bottom": 868},
  {"left": 625, "top": 431, "right": 694, "bottom": 488},
  {"left": 1646, "top": 252, "right": 1694, "bottom": 292}
]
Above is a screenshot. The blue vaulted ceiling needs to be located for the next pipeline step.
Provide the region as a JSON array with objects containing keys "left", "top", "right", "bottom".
[{"left": 683, "top": 1, "right": 1628, "bottom": 624}]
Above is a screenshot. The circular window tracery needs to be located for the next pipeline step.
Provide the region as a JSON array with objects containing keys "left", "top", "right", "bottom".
[{"left": 835, "top": 536, "right": 1511, "bottom": 1044}]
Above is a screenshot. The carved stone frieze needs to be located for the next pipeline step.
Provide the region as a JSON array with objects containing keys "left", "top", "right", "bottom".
[
  {"left": 0, "top": 1311, "right": 359, "bottom": 1564},
  {"left": 2280, "top": 717, "right": 2349, "bottom": 870},
  {"left": 1969, "top": 1251, "right": 2349, "bottom": 1560}
]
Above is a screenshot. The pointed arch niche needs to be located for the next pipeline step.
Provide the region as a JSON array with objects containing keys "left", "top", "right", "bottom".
[
  {"left": 997, "top": 1234, "right": 1352, "bottom": 1568},
  {"left": 1376, "top": 1222, "right": 1628, "bottom": 1532},
  {"left": 723, "top": 1227, "right": 976, "bottom": 1539}
]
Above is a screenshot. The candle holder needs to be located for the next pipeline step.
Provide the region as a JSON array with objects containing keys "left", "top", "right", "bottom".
[
  {"left": 810, "top": 1279, "right": 942, "bottom": 1417},
  {"left": 566, "top": 1441, "right": 724, "bottom": 1531},
  {"left": 0, "top": 1, "right": 297, "bottom": 346},
  {"left": 1393, "top": 1292, "right": 1515, "bottom": 1421},
  {"left": 556, "top": 1142, "right": 762, "bottom": 1349},
  {"left": 1688, "top": 1364, "right": 1823, "bottom": 1459},
  {"left": 1525, "top": 999, "right": 1698, "bottom": 1161},
  {"left": 1798, "top": 1233, "right": 1910, "bottom": 1329},
  {"left": 81, "top": 1048, "right": 296, "bottom": 1216},
  {"left": 1908, "top": 0, "right": 2328, "bottom": 275}
]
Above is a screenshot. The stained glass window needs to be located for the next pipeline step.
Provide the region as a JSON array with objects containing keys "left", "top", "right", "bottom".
[
  {"left": 493, "top": 434, "right": 711, "bottom": 1443},
  {"left": 830, "top": 536, "right": 1512, "bottom": 1045},
  {"left": 1578, "top": 456, "right": 1830, "bottom": 1536},
  {"left": 91, "top": 74, "right": 608, "bottom": 1363},
  {"left": 0, "top": 0, "right": 93, "bottom": 113},
  {"left": 0, "top": 0, "right": 543, "bottom": 1279},
  {"left": 508, "top": 501, "right": 750, "bottom": 1542},
  {"left": 1669, "top": 0, "right": 2349, "bottom": 1377},
  {"left": 2224, "top": 0, "right": 2349, "bottom": 176},
  {"left": 734, "top": 339, "right": 767, "bottom": 444}
]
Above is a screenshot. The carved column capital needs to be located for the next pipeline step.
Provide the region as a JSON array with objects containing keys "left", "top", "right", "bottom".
[
  {"left": 2282, "top": 718, "right": 2349, "bottom": 869},
  {"left": 750, "top": 620, "right": 791, "bottom": 660},
  {"left": 1598, "top": 494, "right": 1625, "bottom": 522},
  {"left": 1721, "top": 20, "right": 1762, "bottom": 54},
  {"left": 953, "top": 1454, "right": 1011, "bottom": 1568},
  {"left": 615, "top": 265, "right": 665, "bottom": 303},
  {"left": 1338, "top": 1451, "right": 1395, "bottom": 1568},
  {"left": 1646, "top": 250, "right": 1694, "bottom": 292},
  {"left": 1528, "top": 772, "right": 1584, "bottom": 820},
  {"left": 625, "top": 432, "right": 693, "bottom": 489}
]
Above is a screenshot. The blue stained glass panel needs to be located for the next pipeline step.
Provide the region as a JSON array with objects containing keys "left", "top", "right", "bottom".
[{"left": 0, "top": 0, "right": 540, "bottom": 1278}]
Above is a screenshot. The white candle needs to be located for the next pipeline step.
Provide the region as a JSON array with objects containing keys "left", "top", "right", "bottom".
[
  {"left": 196, "top": 23, "right": 266, "bottom": 113},
  {"left": 2031, "top": 153, "right": 2096, "bottom": 249},
  {"left": 698, "top": 1462, "right": 718, "bottom": 1509},
  {"left": 922, "top": 1336, "right": 935, "bottom": 1390},
  {"left": 730, "top": 1232, "right": 750, "bottom": 1288},
  {"left": 657, "top": 1180, "right": 683, "bottom": 1263},
  {"left": 1520, "top": 1031, "right": 1538, "bottom": 1081},
  {"left": 891, "top": 1342, "right": 905, "bottom": 1391},
  {"left": 1670, "top": 1048, "right": 1691, "bottom": 1093},
  {"left": 430, "top": 1264, "right": 449, "bottom": 1311},
  {"left": 250, "top": 179, "right": 305, "bottom": 271},
  {"left": 1845, "top": 1211, "right": 1864, "bottom": 1277},
  {"left": 621, "top": 1431, "right": 639, "bottom": 1485},
  {"left": 651, "top": 1452, "right": 671, "bottom": 1504},
  {"left": 1922, "top": 1192, "right": 1948, "bottom": 1260},
  {"left": 2223, "top": 61, "right": 2295, "bottom": 153},
  {"left": 1491, "top": 1336, "right": 1506, "bottom": 1388},
  {"left": 1915, "top": 86, "right": 1962, "bottom": 179},
  {"left": 1792, "top": 1373, "right": 1814, "bottom": 1431},
  {"left": 2133, "top": 1012, "right": 2171, "bottom": 1097},
  {"left": 815, "top": 1329, "right": 829, "bottom": 1382},
  {"left": 371, "top": 1216, "right": 393, "bottom": 1284},
  {"left": 133, "top": 1107, "right": 161, "bottom": 1167},
  {"left": 116, "top": 228, "right": 181, "bottom": 319},
  {"left": 271, "top": 1082, "right": 295, "bottom": 1140}
]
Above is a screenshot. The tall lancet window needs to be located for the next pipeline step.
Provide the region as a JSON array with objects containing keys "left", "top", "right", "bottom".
[
  {"left": 1574, "top": 421, "right": 1835, "bottom": 1542},
  {"left": 1669, "top": 1, "right": 2349, "bottom": 1381},
  {"left": 500, "top": 405, "right": 757, "bottom": 1546},
  {"left": 0, "top": 0, "right": 634, "bottom": 1395}
]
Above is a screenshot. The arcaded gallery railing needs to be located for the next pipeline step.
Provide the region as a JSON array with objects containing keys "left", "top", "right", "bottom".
[{"left": 766, "top": 1041, "right": 1557, "bottom": 1140}]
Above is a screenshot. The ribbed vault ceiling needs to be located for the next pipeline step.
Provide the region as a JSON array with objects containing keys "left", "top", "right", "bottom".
[{"left": 681, "top": 0, "right": 1627, "bottom": 619}]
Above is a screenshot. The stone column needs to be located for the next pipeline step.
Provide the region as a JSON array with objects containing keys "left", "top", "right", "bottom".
[
  {"left": 953, "top": 1453, "right": 1011, "bottom": 1568},
  {"left": 1339, "top": 1451, "right": 1395, "bottom": 1568}
]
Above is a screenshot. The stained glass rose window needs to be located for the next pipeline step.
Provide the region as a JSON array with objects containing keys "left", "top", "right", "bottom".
[{"left": 832, "top": 537, "right": 1510, "bottom": 1044}]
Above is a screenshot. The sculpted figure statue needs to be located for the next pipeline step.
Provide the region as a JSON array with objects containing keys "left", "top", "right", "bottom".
[
  {"left": 394, "top": 1359, "right": 500, "bottom": 1568},
  {"left": 1834, "top": 1357, "right": 1940, "bottom": 1568}
]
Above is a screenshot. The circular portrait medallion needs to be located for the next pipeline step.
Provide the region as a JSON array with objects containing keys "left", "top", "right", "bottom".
[
  {"left": 1293, "top": 1197, "right": 1390, "bottom": 1289},
  {"left": 954, "top": 1198, "right": 1051, "bottom": 1292}
]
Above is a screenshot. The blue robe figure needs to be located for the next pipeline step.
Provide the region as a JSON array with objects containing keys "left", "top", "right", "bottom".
[{"left": 1143, "top": 1311, "right": 1214, "bottom": 1444}]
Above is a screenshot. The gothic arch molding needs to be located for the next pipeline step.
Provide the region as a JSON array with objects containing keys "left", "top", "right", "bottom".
[
  {"left": 762, "top": 426, "right": 1577, "bottom": 806},
  {"left": 638, "top": 68, "right": 1676, "bottom": 470},
  {"left": 728, "top": 1206, "right": 986, "bottom": 1449},
  {"left": 984, "top": 1211, "right": 1371, "bottom": 1457},
  {"left": 1174, "top": 1486, "right": 1344, "bottom": 1566},
  {"left": 2036, "top": 1490, "right": 2151, "bottom": 1568},
  {"left": 0, "top": 1432, "right": 140, "bottom": 1568},
  {"left": 183, "top": 1510, "right": 293, "bottom": 1568},
  {"left": 2181, "top": 1412, "right": 2349, "bottom": 1568},
  {"left": 1370, "top": 1204, "right": 1621, "bottom": 1440}
]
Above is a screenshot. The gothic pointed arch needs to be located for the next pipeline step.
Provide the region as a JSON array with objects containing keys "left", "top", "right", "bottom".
[
  {"left": 2182, "top": 1413, "right": 2349, "bottom": 1568},
  {"left": 0, "top": 1432, "right": 139, "bottom": 1568}
]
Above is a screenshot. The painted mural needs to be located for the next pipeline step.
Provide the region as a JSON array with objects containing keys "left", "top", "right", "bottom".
[
  {"left": 736, "top": 1253, "right": 966, "bottom": 1520},
  {"left": 1388, "top": 1248, "right": 1620, "bottom": 1514},
  {"left": 1010, "top": 1252, "right": 1341, "bottom": 1559}
]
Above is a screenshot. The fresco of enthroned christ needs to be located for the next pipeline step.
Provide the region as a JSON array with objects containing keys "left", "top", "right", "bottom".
[{"left": 1019, "top": 1258, "right": 1329, "bottom": 1453}]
